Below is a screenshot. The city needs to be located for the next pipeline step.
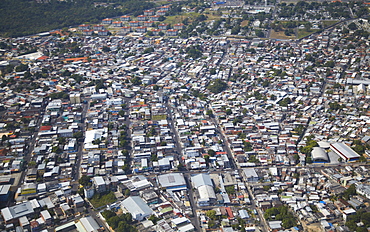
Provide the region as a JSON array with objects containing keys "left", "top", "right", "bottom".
[{"left": 0, "top": 0, "right": 369, "bottom": 232}]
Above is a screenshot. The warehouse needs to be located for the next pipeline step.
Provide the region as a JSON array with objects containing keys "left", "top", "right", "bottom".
[
  {"left": 191, "top": 173, "right": 216, "bottom": 206},
  {"left": 330, "top": 142, "right": 360, "bottom": 162},
  {"left": 157, "top": 173, "right": 187, "bottom": 192},
  {"left": 311, "top": 147, "right": 329, "bottom": 163},
  {"left": 121, "top": 196, "right": 153, "bottom": 221}
]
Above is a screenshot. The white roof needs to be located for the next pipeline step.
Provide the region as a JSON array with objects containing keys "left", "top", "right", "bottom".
[
  {"left": 79, "top": 216, "right": 100, "bottom": 232},
  {"left": 191, "top": 173, "right": 213, "bottom": 188},
  {"left": 93, "top": 176, "right": 105, "bottom": 186},
  {"left": 311, "top": 147, "right": 329, "bottom": 161},
  {"left": 198, "top": 185, "right": 216, "bottom": 200},
  {"left": 121, "top": 196, "right": 153, "bottom": 219},
  {"left": 0, "top": 185, "right": 10, "bottom": 195},
  {"left": 40, "top": 210, "right": 52, "bottom": 220},
  {"left": 158, "top": 173, "right": 186, "bottom": 188},
  {"left": 330, "top": 142, "right": 360, "bottom": 159}
]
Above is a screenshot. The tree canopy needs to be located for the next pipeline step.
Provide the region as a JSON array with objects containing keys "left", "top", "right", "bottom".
[
  {"left": 207, "top": 79, "right": 227, "bottom": 94},
  {"left": 0, "top": 0, "right": 155, "bottom": 37}
]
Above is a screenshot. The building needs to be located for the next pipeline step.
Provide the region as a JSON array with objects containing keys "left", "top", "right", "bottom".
[
  {"left": 40, "top": 210, "right": 52, "bottom": 225},
  {"left": 0, "top": 185, "right": 11, "bottom": 201},
  {"left": 191, "top": 173, "right": 216, "bottom": 206},
  {"left": 70, "top": 93, "right": 81, "bottom": 104},
  {"left": 330, "top": 142, "right": 360, "bottom": 162},
  {"left": 137, "top": 15, "right": 146, "bottom": 21},
  {"left": 243, "top": 168, "right": 259, "bottom": 182},
  {"left": 121, "top": 196, "right": 153, "bottom": 221},
  {"left": 311, "top": 147, "right": 329, "bottom": 163},
  {"left": 129, "top": 21, "right": 139, "bottom": 27},
  {"left": 120, "top": 15, "right": 131, "bottom": 21},
  {"left": 112, "top": 21, "right": 122, "bottom": 27},
  {"left": 77, "top": 216, "right": 102, "bottom": 232},
  {"left": 98, "top": 30, "right": 109, "bottom": 36},
  {"left": 157, "top": 173, "right": 187, "bottom": 191},
  {"left": 93, "top": 25, "right": 105, "bottom": 30},
  {"left": 166, "top": 29, "right": 178, "bottom": 36},
  {"left": 78, "top": 24, "right": 90, "bottom": 30},
  {"left": 93, "top": 176, "right": 106, "bottom": 193},
  {"left": 144, "top": 10, "right": 154, "bottom": 16},
  {"left": 173, "top": 23, "right": 184, "bottom": 30},
  {"left": 1, "top": 202, "right": 34, "bottom": 224},
  {"left": 102, "top": 18, "right": 112, "bottom": 24}
]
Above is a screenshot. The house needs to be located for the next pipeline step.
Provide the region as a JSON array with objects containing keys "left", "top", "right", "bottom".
[
  {"left": 93, "top": 25, "right": 105, "bottom": 30},
  {"left": 120, "top": 15, "right": 131, "bottom": 21},
  {"left": 137, "top": 15, "right": 146, "bottom": 21},
  {"left": 112, "top": 21, "right": 122, "bottom": 27},
  {"left": 173, "top": 23, "right": 184, "bottom": 30},
  {"left": 98, "top": 30, "right": 109, "bottom": 36},
  {"left": 129, "top": 21, "right": 139, "bottom": 27},
  {"left": 156, "top": 10, "right": 167, "bottom": 16},
  {"left": 78, "top": 24, "right": 90, "bottom": 30},
  {"left": 166, "top": 29, "right": 178, "bottom": 36},
  {"left": 144, "top": 10, "right": 154, "bottom": 16},
  {"left": 102, "top": 18, "right": 112, "bottom": 24},
  {"left": 136, "top": 26, "right": 147, "bottom": 33},
  {"left": 150, "top": 15, "right": 160, "bottom": 21},
  {"left": 158, "top": 23, "right": 168, "bottom": 30},
  {"left": 121, "top": 26, "right": 131, "bottom": 34},
  {"left": 151, "top": 29, "right": 162, "bottom": 36}
]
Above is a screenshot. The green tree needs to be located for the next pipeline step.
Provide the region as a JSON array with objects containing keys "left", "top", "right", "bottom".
[
  {"left": 79, "top": 175, "right": 91, "bottom": 187},
  {"left": 207, "top": 79, "right": 227, "bottom": 94},
  {"left": 130, "top": 76, "right": 142, "bottom": 86},
  {"left": 206, "top": 210, "right": 217, "bottom": 220},
  {"left": 225, "top": 185, "right": 236, "bottom": 195}
]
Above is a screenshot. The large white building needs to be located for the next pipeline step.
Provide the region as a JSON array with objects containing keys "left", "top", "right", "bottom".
[
  {"left": 330, "top": 142, "right": 360, "bottom": 162},
  {"left": 158, "top": 173, "right": 187, "bottom": 192},
  {"left": 121, "top": 196, "right": 153, "bottom": 221},
  {"left": 191, "top": 173, "right": 216, "bottom": 206}
]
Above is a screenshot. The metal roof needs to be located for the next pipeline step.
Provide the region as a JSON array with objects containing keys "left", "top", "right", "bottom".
[
  {"left": 311, "top": 147, "right": 329, "bottom": 161},
  {"left": 330, "top": 142, "right": 360, "bottom": 159},
  {"left": 158, "top": 173, "right": 186, "bottom": 188},
  {"left": 191, "top": 173, "right": 213, "bottom": 188},
  {"left": 121, "top": 196, "right": 153, "bottom": 220}
]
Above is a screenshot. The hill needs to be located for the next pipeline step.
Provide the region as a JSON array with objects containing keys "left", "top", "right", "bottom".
[{"left": 0, "top": 0, "right": 155, "bottom": 37}]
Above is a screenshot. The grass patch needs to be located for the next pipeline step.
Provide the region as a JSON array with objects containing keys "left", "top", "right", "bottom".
[
  {"left": 297, "top": 29, "right": 321, "bottom": 39},
  {"left": 164, "top": 12, "right": 201, "bottom": 25},
  {"left": 241, "top": 20, "right": 249, "bottom": 27},
  {"left": 89, "top": 191, "right": 117, "bottom": 208},
  {"left": 322, "top": 20, "right": 339, "bottom": 28},
  {"left": 269, "top": 30, "right": 295, "bottom": 40}
]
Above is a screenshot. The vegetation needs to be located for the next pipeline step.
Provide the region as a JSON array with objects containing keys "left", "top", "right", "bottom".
[
  {"left": 225, "top": 185, "right": 236, "bottom": 195},
  {"left": 89, "top": 191, "right": 117, "bottom": 208},
  {"left": 49, "top": 92, "right": 69, "bottom": 100},
  {"left": 0, "top": 0, "right": 155, "bottom": 37},
  {"left": 185, "top": 45, "right": 203, "bottom": 59},
  {"left": 345, "top": 209, "right": 370, "bottom": 232},
  {"left": 78, "top": 175, "right": 91, "bottom": 187},
  {"left": 207, "top": 79, "right": 227, "bottom": 94},
  {"left": 341, "top": 184, "right": 357, "bottom": 200},
  {"left": 264, "top": 206, "right": 297, "bottom": 229},
  {"left": 102, "top": 210, "right": 137, "bottom": 232}
]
